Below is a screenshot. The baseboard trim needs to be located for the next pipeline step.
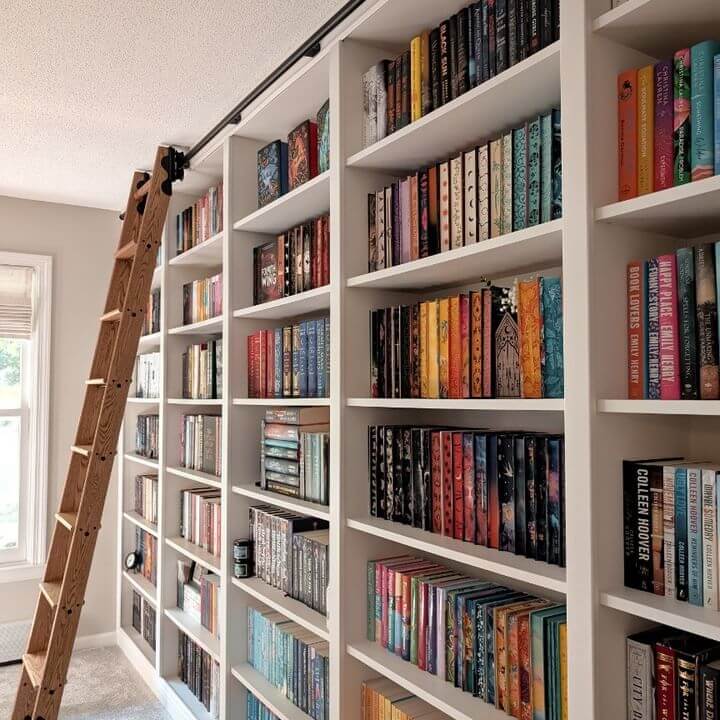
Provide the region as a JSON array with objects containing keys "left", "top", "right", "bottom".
[{"left": 75, "top": 630, "right": 118, "bottom": 650}]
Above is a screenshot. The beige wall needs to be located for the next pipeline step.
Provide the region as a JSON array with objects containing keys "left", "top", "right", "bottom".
[{"left": 0, "top": 194, "right": 120, "bottom": 637}]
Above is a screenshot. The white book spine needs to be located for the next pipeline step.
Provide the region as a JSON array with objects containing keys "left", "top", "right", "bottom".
[
  {"left": 662, "top": 465, "right": 676, "bottom": 599},
  {"left": 464, "top": 148, "right": 478, "bottom": 245},
  {"left": 702, "top": 468, "right": 718, "bottom": 610},
  {"left": 362, "top": 69, "right": 377, "bottom": 149},
  {"left": 478, "top": 144, "right": 490, "bottom": 241},
  {"left": 450, "top": 154, "right": 464, "bottom": 250},
  {"left": 375, "top": 62, "right": 388, "bottom": 141},
  {"left": 626, "top": 638, "right": 654, "bottom": 720}
]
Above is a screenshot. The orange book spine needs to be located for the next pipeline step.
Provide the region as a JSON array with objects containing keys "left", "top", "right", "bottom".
[
  {"left": 410, "top": 36, "right": 422, "bottom": 122},
  {"left": 419, "top": 301, "right": 429, "bottom": 397},
  {"left": 518, "top": 279, "right": 542, "bottom": 398},
  {"left": 470, "top": 290, "right": 483, "bottom": 397},
  {"left": 618, "top": 68, "right": 638, "bottom": 201},
  {"left": 508, "top": 613, "right": 522, "bottom": 717},
  {"left": 438, "top": 298, "right": 450, "bottom": 398},
  {"left": 449, "top": 296, "right": 462, "bottom": 398},
  {"left": 519, "top": 613, "right": 533, "bottom": 720},
  {"left": 427, "top": 299, "right": 439, "bottom": 398},
  {"left": 637, "top": 64, "right": 654, "bottom": 195}
]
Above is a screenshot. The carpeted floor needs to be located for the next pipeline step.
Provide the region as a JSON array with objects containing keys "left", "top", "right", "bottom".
[{"left": 0, "top": 646, "right": 171, "bottom": 719}]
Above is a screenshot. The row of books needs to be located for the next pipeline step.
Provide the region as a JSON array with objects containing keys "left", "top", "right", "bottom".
[
  {"left": 627, "top": 243, "right": 720, "bottom": 400},
  {"left": 370, "top": 427, "right": 565, "bottom": 567},
  {"left": 361, "top": 1, "right": 560, "bottom": 148},
  {"left": 618, "top": 41, "right": 720, "bottom": 201},
  {"left": 135, "top": 414, "right": 159, "bottom": 459},
  {"left": 178, "top": 632, "right": 220, "bottom": 719},
  {"left": 182, "top": 273, "right": 222, "bottom": 326},
  {"left": 175, "top": 183, "right": 223, "bottom": 254},
  {"left": 142, "top": 288, "right": 160, "bottom": 336},
  {"left": 133, "top": 351, "right": 160, "bottom": 399},
  {"left": 180, "top": 414, "right": 222, "bottom": 477},
  {"left": 180, "top": 486, "right": 221, "bottom": 559},
  {"left": 367, "top": 556, "right": 567, "bottom": 716},
  {"left": 362, "top": 678, "right": 451, "bottom": 720},
  {"left": 253, "top": 214, "right": 330, "bottom": 306},
  {"left": 178, "top": 560, "right": 220, "bottom": 639},
  {"left": 369, "top": 279, "right": 564, "bottom": 400},
  {"left": 131, "top": 590, "right": 156, "bottom": 652},
  {"left": 247, "top": 607, "right": 329, "bottom": 720},
  {"left": 626, "top": 626, "right": 720, "bottom": 720},
  {"left": 133, "top": 527, "right": 157, "bottom": 586},
  {"left": 368, "top": 110, "right": 562, "bottom": 272},
  {"left": 247, "top": 318, "right": 330, "bottom": 399},
  {"left": 132, "top": 473, "right": 158, "bottom": 525},
  {"left": 624, "top": 459, "right": 720, "bottom": 609},
  {"left": 247, "top": 693, "right": 280, "bottom": 720},
  {"left": 182, "top": 339, "right": 223, "bottom": 400},
  {"left": 256, "top": 101, "right": 329, "bottom": 208},
  {"left": 260, "top": 407, "right": 330, "bottom": 506},
  {"left": 250, "top": 505, "right": 329, "bottom": 616}
]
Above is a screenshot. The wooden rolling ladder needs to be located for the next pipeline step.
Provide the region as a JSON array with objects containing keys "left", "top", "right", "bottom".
[{"left": 12, "top": 145, "right": 184, "bottom": 720}]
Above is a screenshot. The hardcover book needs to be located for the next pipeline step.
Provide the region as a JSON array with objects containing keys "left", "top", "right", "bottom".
[
  {"left": 637, "top": 64, "right": 654, "bottom": 196},
  {"left": 492, "top": 287, "right": 521, "bottom": 398},
  {"left": 677, "top": 248, "right": 698, "bottom": 399},
  {"left": 695, "top": 243, "right": 719, "bottom": 399},
  {"left": 540, "top": 277, "right": 564, "bottom": 399},
  {"left": 316, "top": 100, "right": 330, "bottom": 174},
  {"left": 527, "top": 116, "right": 541, "bottom": 227},
  {"left": 512, "top": 125, "right": 528, "bottom": 232},
  {"left": 450, "top": 154, "right": 464, "bottom": 249},
  {"left": 257, "top": 140, "right": 288, "bottom": 207},
  {"left": 657, "top": 254, "right": 680, "bottom": 400},
  {"left": 674, "top": 49, "right": 692, "bottom": 185},
  {"left": 490, "top": 138, "right": 504, "bottom": 238},
  {"left": 618, "top": 68, "right": 638, "bottom": 200},
  {"left": 478, "top": 144, "right": 490, "bottom": 240},
  {"left": 288, "top": 120, "right": 318, "bottom": 191},
  {"left": 690, "top": 41, "right": 720, "bottom": 181},
  {"left": 464, "top": 148, "right": 478, "bottom": 245},
  {"left": 654, "top": 60, "right": 674, "bottom": 192},
  {"left": 518, "top": 279, "right": 542, "bottom": 399}
]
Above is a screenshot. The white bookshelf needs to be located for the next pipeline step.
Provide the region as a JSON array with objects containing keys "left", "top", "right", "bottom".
[{"left": 114, "top": 1, "right": 720, "bottom": 719}]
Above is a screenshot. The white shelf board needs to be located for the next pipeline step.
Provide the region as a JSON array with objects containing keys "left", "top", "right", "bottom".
[
  {"left": 123, "top": 510, "right": 158, "bottom": 537},
  {"left": 234, "top": 172, "right": 330, "bottom": 235},
  {"left": 346, "top": 43, "right": 560, "bottom": 172},
  {"left": 165, "top": 536, "right": 222, "bottom": 574},
  {"left": 232, "top": 397, "right": 330, "bottom": 407},
  {"left": 166, "top": 677, "right": 214, "bottom": 720},
  {"left": 348, "top": 220, "right": 563, "bottom": 290},
  {"left": 167, "top": 398, "right": 223, "bottom": 406},
  {"left": 233, "top": 287, "right": 330, "bottom": 321},
  {"left": 164, "top": 607, "right": 220, "bottom": 661},
  {"left": 166, "top": 466, "right": 223, "bottom": 489},
  {"left": 601, "top": 587, "right": 720, "bottom": 642},
  {"left": 592, "top": 0, "right": 720, "bottom": 57},
  {"left": 232, "top": 484, "right": 331, "bottom": 522},
  {"left": 118, "top": 625, "right": 156, "bottom": 671},
  {"left": 127, "top": 396, "right": 160, "bottom": 405},
  {"left": 168, "top": 316, "right": 223, "bottom": 336},
  {"left": 598, "top": 399, "right": 720, "bottom": 416},
  {"left": 232, "top": 577, "right": 330, "bottom": 641},
  {"left": 347, "top": 398, "right": 564, "bottom": 412},
  {"left": 232, "top": 664, "right": 313, "bottom": 720},
  {"left": 169, "top": 232, "right": 224, "bottom": 268},
  {"left": 348, "top": 517, "right": 566, "bottom": 594},
  {"left": 347, "top": 640, "right": 507, "bottom": 720},
  {"left": 595, "top": 175, "right": 720, "bottom": 237},
  {"left": 124, "top": 452, "right": 159, "bottom": 470},
  {"left": 122, "top": 570, "right": 157, "bottom": 607},
  {"left": 138, "top": 331, "right": 162, "bottom": 349}
]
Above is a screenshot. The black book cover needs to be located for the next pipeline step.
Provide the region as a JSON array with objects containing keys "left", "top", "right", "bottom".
[
  {"left": 498, "top": 434, "right": 515, "bottom": 553},
  {"left": 376, "top": 426, "right": 387, "bottom": 519},
  {"left": 480, "top": 1, "right": 490, "bottom": 83},
  {"left": 394, "top": 53, "right": 403, "bottom": 129},
  {"left": 369, "top": 426, "right": 378, "bottom": 517},
  {"left": 514, "top": 435, "right": 527, "bottom": 556},
  {"left": 421, "top": 429, "right": 433, "bottom": 530},
  {"left": 486, "top": 433, "right": 499, "bottom": 549},
  {"left": 402, "top": 427, "right": 413, "bottom": 524},
  {"left": 547, "top": 436, "right": 562, "bottom": 566},
  {"left": 700, "top": 663, "right": 720, "bottom": 720},
  {"left": 518, "top": 0, "right": 529, "bottom": 61},
  {"left": 622, "top": 461, "right": 638, "bottom": 589},
  {"left": 384, "top": 307, "right": 392, "bottom": 399},
  {"left": 471, "top": 3, "right": 484, "bottom": 85},
  {"left": 487, "top": 0, "right": 496, "bottom": 78},
  {"left": 633, "top": 461, "right": 654, "bottom": 593},
  {"left": 387, "top": 60, "right": 396, "bottom": 135},
  {"left": 553, "top": 0, "right": 559, "bottom": 40},
  {"left": 392, "top": 181, "right": 402, "bottom": 266},
  {"left": 429, "top": 28, "right": 441, "bottom": 111},
  {"left": 495, "top": 0, "right": 508, "bottom": 75},
  {"left": 410, "top": 304, "right": 420, "bottom": 399},
  {"left": 448, "top": 14, "right": 459, "bottom": 100},
  {"left": 400, "top": 305, "right": 411, "bottom": 398},
  {"left": 535, "top": 436, "right": 548, "bottom": 561},
  {"left": 507, "top": 0, "right": 519, "bottom": 67},
  {"left": 392, "top": 424, "right": 404, "bottom": 522},
  {"left": 411, "top": 428, "right": 423, "bottom": 528},
  {"left": 539, "top": 0, "right": 553, "bottom": 48},
  {"left": 529, "top": 0, "right": 540, "bottom": 54},
  {"left": 418, "top": 168, "right": 430, "bottom": 258},
  {"left": 400, "top": 50, "right": 411, "bottom": 128},
  {"left": 456, "top": 8, "right": 470, "bottom": 96},
  {"left": 439, "top": 21, "right": 451, "bottom": 106},
  {"left": 392, "top": 306, "right": 401, "bottom": 398},
  {"left": 673, "top": 637, "right": 720, "bottom": 720},
  {"left": 525, "top": 436, "right": 537, "bottom": 559},
  {"left": 384, "top": 426, "right": 394, "bottom": 519}
]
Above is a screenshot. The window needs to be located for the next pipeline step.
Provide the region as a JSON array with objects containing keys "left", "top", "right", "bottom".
[{"left": 0, "top": 254, "right": 51, "bottom": 580}]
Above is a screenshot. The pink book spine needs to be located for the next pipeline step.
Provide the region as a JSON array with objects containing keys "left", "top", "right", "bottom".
[
  {"left": 657, "top": 253, "right": 681, "bottom": 400},
  {"left": 460, "top": 293, "right": 470, "bottom": 398},
  {"left": 401, "top": 178, "right": 411, "bottom": 263},
  {"left": 380, "top": 563, "right": 388, "bottom": 647},
  {"left": 654, "top": 60, "right": 674, "bottom": 191}
]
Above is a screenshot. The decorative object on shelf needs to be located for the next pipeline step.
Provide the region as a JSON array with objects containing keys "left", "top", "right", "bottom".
[
  {"left": 175, "top": 182, "right": 224, "bottom": 257},
  {"left": 233, "top": 539, "right": 254, "bottom": 579},
  {"left": 124, "top": 550, "right": 142, "bottom": 572}
]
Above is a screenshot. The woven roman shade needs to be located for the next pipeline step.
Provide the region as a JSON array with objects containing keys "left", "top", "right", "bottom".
[{"left": 0, "top": 265, "right": 33, "bottom": 339}]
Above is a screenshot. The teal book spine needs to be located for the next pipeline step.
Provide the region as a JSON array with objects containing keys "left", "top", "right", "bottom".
[
  {"left": 527, "top": 116, "right": 541, "bottom": 226},
  {"left": 688, "top": 466, "right": 704, "bottom": 606},
  {"left": 532, "top": 612, "right": 546, "bottom": 720},
  {"left": 316, "top": 318, "right": 326, "bottom": 397},
  {"left": 676, "top": 247, "right": 699, "bottom": 399},
  {"left": 676, "top": 467, "right": 689, "bottom": 601},
  {"left": 540, "top": 277, "right": 564, "bottom": 398},
  {"left": 716, "top": 56, "right": 720, "bottom": 175},
  {"left": 298, "top": 321, "right": 308, "bottom": 397},
  {"left": 540, "top": 113, "right": 552, "bottom": 223},
  {"left": 513, "top": 125, "right": 528, "bottom": 232},
  {"left": 550, "top": 109, "right": 562, "bottom": 220},
  {"left": 307, "top": 319, "right": 317, "bottom": 398},
  {"left": 691, "top": 41, "right": 720, "bottom": 181}
]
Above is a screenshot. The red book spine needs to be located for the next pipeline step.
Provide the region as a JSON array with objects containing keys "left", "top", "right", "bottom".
[
  {"left": 627, "top": 261, "right": 645, "bottom": 399},
  {"left": 401, "top": 573, "right": 412, "bottom": 656},
  {"left": 463, "top": 434, "right": 476, "bottom": 543},
  {"left": 654, "top": 60, "right": 674, "bottom": 192},
  {"left": 452, "top": 432, "right": 464, "bottom": 541},
  {"left": 322, "top": 215, "right": 330, "bottom": 287},
  {"left": 657, "top": 254, "right": 680, "bottom": 400},
  {"left": 654, "top": 642, "right": 676, "bottom": 720},
  {"left": 442, "top": 431, "right": 454, "bottom": 537},
  {"left": 311, "top": 219, "right": 319, "bottom": 290},
  {"left": 618, "top": 68, "right": 639, "bottom": 201},
  {"left": 482, "top": 289, "right": 493, "bottom": 397},
  {"left": 266, "top": 329, "right": 274, "bottom": 400},
  {"left": 258, "top": 330, "right": 267, "bottom": 398},
  {"left": 431, "top": 432, "right": 443, "bottom": 534},
  {"left": 248, "top": 333, "right": 259, "bottom": 398},
  {"left": 417, "top": 580, "right": 428, "bottom": 671},
  {"left": 460, "top": 294, "right": 470, "bottom": 398},
  {"left": 309, "top": 121, "right": 319, "bottom": 178}
]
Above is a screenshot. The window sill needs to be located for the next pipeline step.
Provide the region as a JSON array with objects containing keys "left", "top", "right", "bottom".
[{"left": 0, "top": 562, "right": 44, "bottom": 583}]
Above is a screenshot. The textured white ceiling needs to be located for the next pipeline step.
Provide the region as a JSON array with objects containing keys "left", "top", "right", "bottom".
[{"left": 0, "top": 0, "right": 344, "bottom": 210}]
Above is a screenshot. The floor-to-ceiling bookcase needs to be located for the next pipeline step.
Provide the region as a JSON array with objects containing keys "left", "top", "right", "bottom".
[{"left": 113, "top": 1, "right": 720, "bottom": 718}]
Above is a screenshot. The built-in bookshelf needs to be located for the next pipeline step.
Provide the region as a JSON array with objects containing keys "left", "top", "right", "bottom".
[{"left": 113, "top": 2, "right": 720, "bottom": 719}]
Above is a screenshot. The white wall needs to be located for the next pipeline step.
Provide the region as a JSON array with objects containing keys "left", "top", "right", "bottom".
[{"left": 0, "top": 194, "right": 120, "bottom": 637}]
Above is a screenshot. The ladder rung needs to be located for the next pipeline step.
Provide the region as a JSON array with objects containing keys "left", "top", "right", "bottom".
[
  {"left": 86, "top": 378, "right": 106, "bottom": 386},
  {"left": 115, "top": 241, "right": 137, "bottom": 260},
  {"left": 100, "top": 309, "right": 122, "bottom": 322},
  {"left": 71, "top": 444, "right": 92, "bottom": 457},
  {"left": 55, "top": 512, "right": 77, "bottom": 531},
  {"left": 39, "top": 581, "right": 61, "bottom": 608},
  {"left": 22, "top": 651, "right": 46, "bottom": 688}
]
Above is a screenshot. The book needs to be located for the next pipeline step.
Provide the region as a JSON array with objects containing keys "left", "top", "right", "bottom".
[
  {"left": 618, "top": 68, "right": 638, "bottom": 201},
  {"left": 627, "top": 261, "right": 646, "bottom": 400},
  {"left": 637, "top": 64, "right": 654, "bottom": 196},
  {"left": 695, "top": 243, "right": 719, "bottom": 399},
  {"left": 654, "top": 60, "right": 674, "bottom": 192},
  {"left": 257, "top": 141, "right": 288, "bottom": 208},
  {"left": 674, "top": 49, "right": 692, "bottom": 186},
  {"left": 657, "top": 254, "right": 680, "bottom": 400},
  {"left": 690, "top": 41, "right": 720, "bottom": 181},
  {"left": 317, "top": 99, "right": 330, "bottom": 174},
  {"left": 288, "top": 120, "right": 318, "bottom": 191}
]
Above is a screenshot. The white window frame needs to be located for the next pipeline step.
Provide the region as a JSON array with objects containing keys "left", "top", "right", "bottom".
[{"left": 0, "top": 252, "right": 51, "bottom": 582}]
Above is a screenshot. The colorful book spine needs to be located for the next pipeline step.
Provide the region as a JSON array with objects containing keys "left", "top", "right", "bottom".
[
  {"left": 527, "top": 116, "right": 541, "bottom": 227},
  {"left": 519, "top": 279, "right": 542, "bottom": 399},
  {"left": 688, "top": 466, "right": 704, "bottom": 606},
  {"left": 702, "top": 468, "right": 718, "bottom": 610},
  {"left": 618, "top": 68, "right": 638, "bottom": 200},
  {"left": 627, "top": 261, "right": 646, "bottom": 400},
  {"left": 676, "top": 248, "right": 698, "bottom": 400},
  {"left": 637, "top": 64, "right": 654, "bottom": 196},
  {"left": 654, "top": 60, "right": 674, "bottom": 192},
  {"left": 540, "top": 113, "right": 553, "bottom": 223},
  {"left": 716, "top": 56, "right": 720, "bottom": 176},
  {"left": 657, "top": 254, "right": 680, "bottom": 400},
  {"left": 540, "top": 277, "right": 564, "bottom": 399},
  {"left": 513, "top": 125, "right": 528, "bottom": 231},
  {"left": 662, "top": 465, "right": 676, "bottom": 600},
  {"left": 490, "top": 139, "right": 504, "bottom": 237},
  {"left": 410, "top": 35, "right": 422, "bottom": 122},
  {"left": 695, "top": 243, "right": 720, "bottom": 399},
  {"left": 502, "top": 132, "right": 513, "bottom": 234},
  {"left": 676, "top": 466, "right": 689, "bottom": 601},
  {"left": 690, "top": 41, "right": 720, "bottom": 181},
  {"left": 646, "top": 259, "right": 661, "bottom": 399},
  {"left": 674, "top": 49, "right": 692, "bottom": 185}
]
